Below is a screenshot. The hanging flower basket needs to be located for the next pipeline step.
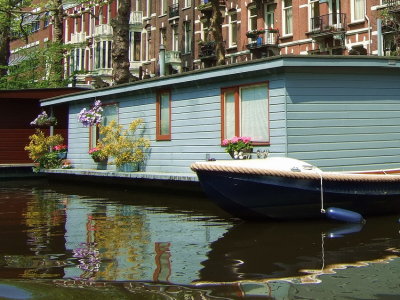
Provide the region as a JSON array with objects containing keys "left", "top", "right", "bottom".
[
  {"left": 222, "top": 136, "right": 253, "bottom": 160},
  {"left": 30, "top": 111, "right": 58, "bottom": 127},
  {"left": 78, "top": 100, "right": 103, "bottom": 127}
]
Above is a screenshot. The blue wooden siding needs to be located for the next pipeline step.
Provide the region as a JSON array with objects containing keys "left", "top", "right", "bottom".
[
  {"left": 67, "top": 76, "right": 287, "bottom": 173},
  {"left": 286, "top": 72, "right": 400, "bottom": 171}
]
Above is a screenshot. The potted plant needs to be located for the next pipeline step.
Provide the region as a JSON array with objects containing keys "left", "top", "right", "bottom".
[
  {"left": 89, "top": 147, "right": 107, "bottom": 163},
  {"left": 24, "top": 129, "right": 64, "bottom": 171},
  {"left": 98, "top": 119, "right": 150, "bottom": 172},
  {"left": 222, "top": 136, "right": 253, "bottom": 159},
  {"left": 53, "top": 144, "right": 68, "bottom": 159},
  {"left": 246, "top": 29, "right": 265, "bottom": 39},
  {"left": 30, "top": 111, "right": 58, "bottom": 127},
  {"left": 78, "top": 100, "right": 103, "bottom": 127}
]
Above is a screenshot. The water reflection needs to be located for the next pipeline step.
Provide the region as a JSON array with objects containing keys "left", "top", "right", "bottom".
[{"left": 0, "top": 182, "right": 400, "bottom": 299}]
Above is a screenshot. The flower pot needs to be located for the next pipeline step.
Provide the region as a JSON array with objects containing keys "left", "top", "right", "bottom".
[
  {"left": 116, "top": 162, "right": 139, "bottom": 172},
  {"left": 57, "top": 152, "right": 67, "bottom": 160},
  {"left": 229, "top": 149, "right": 252, "bottom": 160},
  {"left": 93, "top": 157, "right": 108, "bottom": 170}
]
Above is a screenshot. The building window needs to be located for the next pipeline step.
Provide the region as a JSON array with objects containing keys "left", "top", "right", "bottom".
[
  {"left": 229, "top": 12, "right": 237, "bottom": 47},
  {"left": 129, "top": 31, "right": 141, "bottom": 61},
  {"left": 248, "top": 6, "right": 258, "bottom": 31},
  {"left": 90, "top": 103, "right": 118, "bottom": 149},
  {"left": 200, "top": 18, "right": 211, "bottom": 41},
  {"left": 156, "top": 90, "right": 171, "bottom": 141},
  {"left": 221, "top": 83, "right": 269, "bottom": 143},
  {"left": 184, "top": 22, "right": 192, "bottom": 53},
  {"left": 309, "top": 0, "right": 320, "bottom": 31},
  {"left": 352, "top": 0, "right": 365, "bottom": 22},
  {"left": 283, "top": 0, "right": 293, "bottom": 35},
  {"left": 145, "top": 27, "right": 151, "bottom": 61},
  {"left": 146, "top": 0, "right": 152, "bottom": 17},
  {"left": 70, "top": 48, "right": 85, "bottom": 74},
  {"left": 172, "top": 25, "right": 179, "bottom": 51},
  {"left": 161, "top": 0, "right": 167, "bottom": 15},
  {"left": 43, "top": 12, "right": 50, "bottom": 28},
  {"left": 31, "top": 20, "right": 40, "bottom": 32},
  {"left": 160, "top": 27, "right": 166, "bottom": 45},
  {"left": 184, "top": 0, "right": 191, "bottom": 7},
  {"left": 95, "top": 41, "right": 112, "bottom": 69}
]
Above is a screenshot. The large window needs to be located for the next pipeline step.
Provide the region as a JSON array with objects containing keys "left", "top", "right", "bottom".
[
  {"left": 351, "top": 0, "right": 365, "bottom": 22},
  {"left": 160, "top": 0, "right": 167, "bottom": 15},
  {"left": 283, "top": 0, "right": 293, "bottom": 36},
  {"left": 156, "top": 90, "right": 171, "bottom": 141},
  {"left": 222, "top": 83, "right": 269, "bottom": 143},
  {"left": 309, "top": 0, "right": 320, "bottom": 31},
  {"left": 90, "top": 103, "right": 118, "bottom": 149},
  {"left": 172, "top": 25, "right": 179, "bottom": 51},
  {"left": 248, "top": 6, "right": 258, "bottom": 31},
  {"left": 229, "top": 12, "right": 237, "bottom": 47},
  {"left": 184, "top": 21, "right": 192, "bottom": 53},
  {"left": 95, "top": 41, "right": 112, "bottom": 69}
]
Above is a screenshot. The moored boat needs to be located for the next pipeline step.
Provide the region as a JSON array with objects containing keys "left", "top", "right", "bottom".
[{"left": 190, "top": 157, "right": 400, "bottom": 220}]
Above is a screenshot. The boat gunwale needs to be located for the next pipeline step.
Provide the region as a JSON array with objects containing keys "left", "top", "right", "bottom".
[{"left": 190, "top": 162, "right": 400, "bottom": 183}]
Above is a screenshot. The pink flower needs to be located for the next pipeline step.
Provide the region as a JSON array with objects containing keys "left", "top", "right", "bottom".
[
  {"left": 89, "top": 147, "right": 100, "bottom": 154},
  {"left": 222, "top": 139, "right": 229, "bottom": 146},
  {"left": 54, "top": 144, "right": 67, "bottom": 151},
  {"left": 231, "top": 136, "right": 239, "bottom": 143}
]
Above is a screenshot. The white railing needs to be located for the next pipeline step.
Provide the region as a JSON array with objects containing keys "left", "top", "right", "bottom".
[
  {"left": 165, "top": 51, "right": 181, "bottom": 64},
  {"left": 70, "top": 32, "right": 86, "bottom": 44},
  {"left": 94, "top": 24, "right": 113, "bottom": 37},
  {"left": 130, "top": 11, "right": 143, "bottom": 26}
]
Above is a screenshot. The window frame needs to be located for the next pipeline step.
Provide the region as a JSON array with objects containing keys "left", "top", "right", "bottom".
[
  {"left": 221, "top": 82, "right": 270, "bottom": 145},
  {"left": 156, "top": 90, "right": 172, "bottom": 141},
  {"left": 351, "top": 0, "right": 365, "bottom": 23},
  {"left": 283, "top": 0, "right": 293, "bottom": 36},
  {"left": 228, "top": 11, "right": 238, "bottom": 47}
]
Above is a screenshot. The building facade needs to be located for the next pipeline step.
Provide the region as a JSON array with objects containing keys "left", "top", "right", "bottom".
[{"left": 9, "top": 0, "right": 400, "bottom": 87}]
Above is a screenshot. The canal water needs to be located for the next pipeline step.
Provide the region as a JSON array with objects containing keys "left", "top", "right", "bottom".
[{"left": 0, "top": 180, "right": 399, "bottom": 299}]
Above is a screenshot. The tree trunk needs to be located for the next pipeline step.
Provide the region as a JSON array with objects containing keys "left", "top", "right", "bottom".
[
  {"left": 50, "top": 0, "right": 64, "bottom": 81},
  {"left": 210, "top": 0, "right": 225, "bottom": 66},
  {"left": 111, "top": 0, "right": 131, "bottom": 85},
  {"left": 0, "top": 14, "right": 10, "bottom": 77}
]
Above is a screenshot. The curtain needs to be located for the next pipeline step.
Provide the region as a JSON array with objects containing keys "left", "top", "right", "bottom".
[
  {"left": 224, "top": 91, "right": 236, "bottom": 139},
  {"left": 240, "top": 85, "right": 268, "bottom": 142}
]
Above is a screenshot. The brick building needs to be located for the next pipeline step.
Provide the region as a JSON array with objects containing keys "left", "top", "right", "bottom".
[{"left": 9, "top": 0, "right": 400, "bottom": 87}]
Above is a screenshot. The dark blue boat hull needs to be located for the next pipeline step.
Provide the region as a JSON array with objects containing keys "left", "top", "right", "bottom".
[{"left": 196, "top": 170, "right": 400, "bottom": 220}]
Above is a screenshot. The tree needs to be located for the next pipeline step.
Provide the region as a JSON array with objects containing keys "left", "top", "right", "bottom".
[
  {"left": 110, "top": 0, "right": 131, "bottom": 85},
  {"left": 210, "top": 0, "right": 225, "bottom": 66}
]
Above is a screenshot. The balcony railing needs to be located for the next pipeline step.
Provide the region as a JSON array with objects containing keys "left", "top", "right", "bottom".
[
  {"left": 384, "top": 0, "right": 400, "bottom": 11},
  {"left": 246, "top": 29, "right": 279, "bottom": 50},
  {"left": 94, "top": 24, "right": 113, "bottom": 37},
  {"left": 70, "top": 32, "right": 86, "bottom": 44},
  {"left": 310, "top": 13, "right": 346, "bottom": 33},
  {"left": 130, "top": 11, "right": 143, "bottom": 26},
  {"left": 169, "top": 3, "right": 179, "bottom": 18},
  {"left": 165, "top": 51, "right": 181, "bottom": 64}
]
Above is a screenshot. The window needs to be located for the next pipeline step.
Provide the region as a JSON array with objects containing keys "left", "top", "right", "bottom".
[
  {"left": 146, "top": 0, "right": 152, "bottom": 17},
  {"left": 160, "top": 27, "right": 166, "bottom": 45},
  {"left": 95, "top": 41, "right": 112, "bottom": 69},
  {"left": 309, "top": 0, "right": 320, "bottom": 31},
  {"left": 161, "top": 0, "right": 167, "bottom": 15},
  {"left": 70, "top": 48, "right": 85, "bottom": 74},
  {"left": 283, "top": 0, "right": 293, "bottom": 35},
  {"left": 200, "top": 18, "right": 211, "bottom": 41},
  {"left": 229, "top": 12, "right": 237, "bottom": 47},
  {"left": 184, "top": 0, "right": 191, "bottom": 7},
  {"left": 43, "top": 12, "right": 50, "bottom": 28},
  {"left": 90, "top": 103, "right": 118, "bottom": 149},
  {"left": 184, "top": 22, "right": 192, "bottom": 53},
  {"left": 129, "top": 31, "right": 142, "bottom": 61},
  {"left": 248, "top": 6, "right": 258, "bottom": 31},
  {"left": 156, "top": 90, "right": 171, "bottom": 140},
  {"left": 145, "top": 27, "right": 151, "bottom": 61},
  {"left": 352, "top": 0, "right": 365, "bottom": 22},
  {"left": 172, "top": 25, "right": 179, "bottom": 51},
  {"left": 222, "top": 83, "right": 269, "bottom": 143}
]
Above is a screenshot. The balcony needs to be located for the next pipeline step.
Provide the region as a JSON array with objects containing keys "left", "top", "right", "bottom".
[
  {"left": 309, "top": 13, "right": 346, "bottom": 36},
  {"left": 70, "top": 32, "right": 86, "bottom": 44},
  {"left": 169, "top": 3, "right": 179, "bottom": 18},
  {"left": 130, "top": 11, "right": 143, "bottom": 26},
  {"left": 246, "top": 29, "right": 279, "bottom": 50},
  {"left": 94, "top": 24, "right": 113, "bottom": 37},
  {"left": 165, "top": 51, "right": 181, "bottom": 64},
  {"left": 384, "top": 0, "right": 400, "bottom": 12}
]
